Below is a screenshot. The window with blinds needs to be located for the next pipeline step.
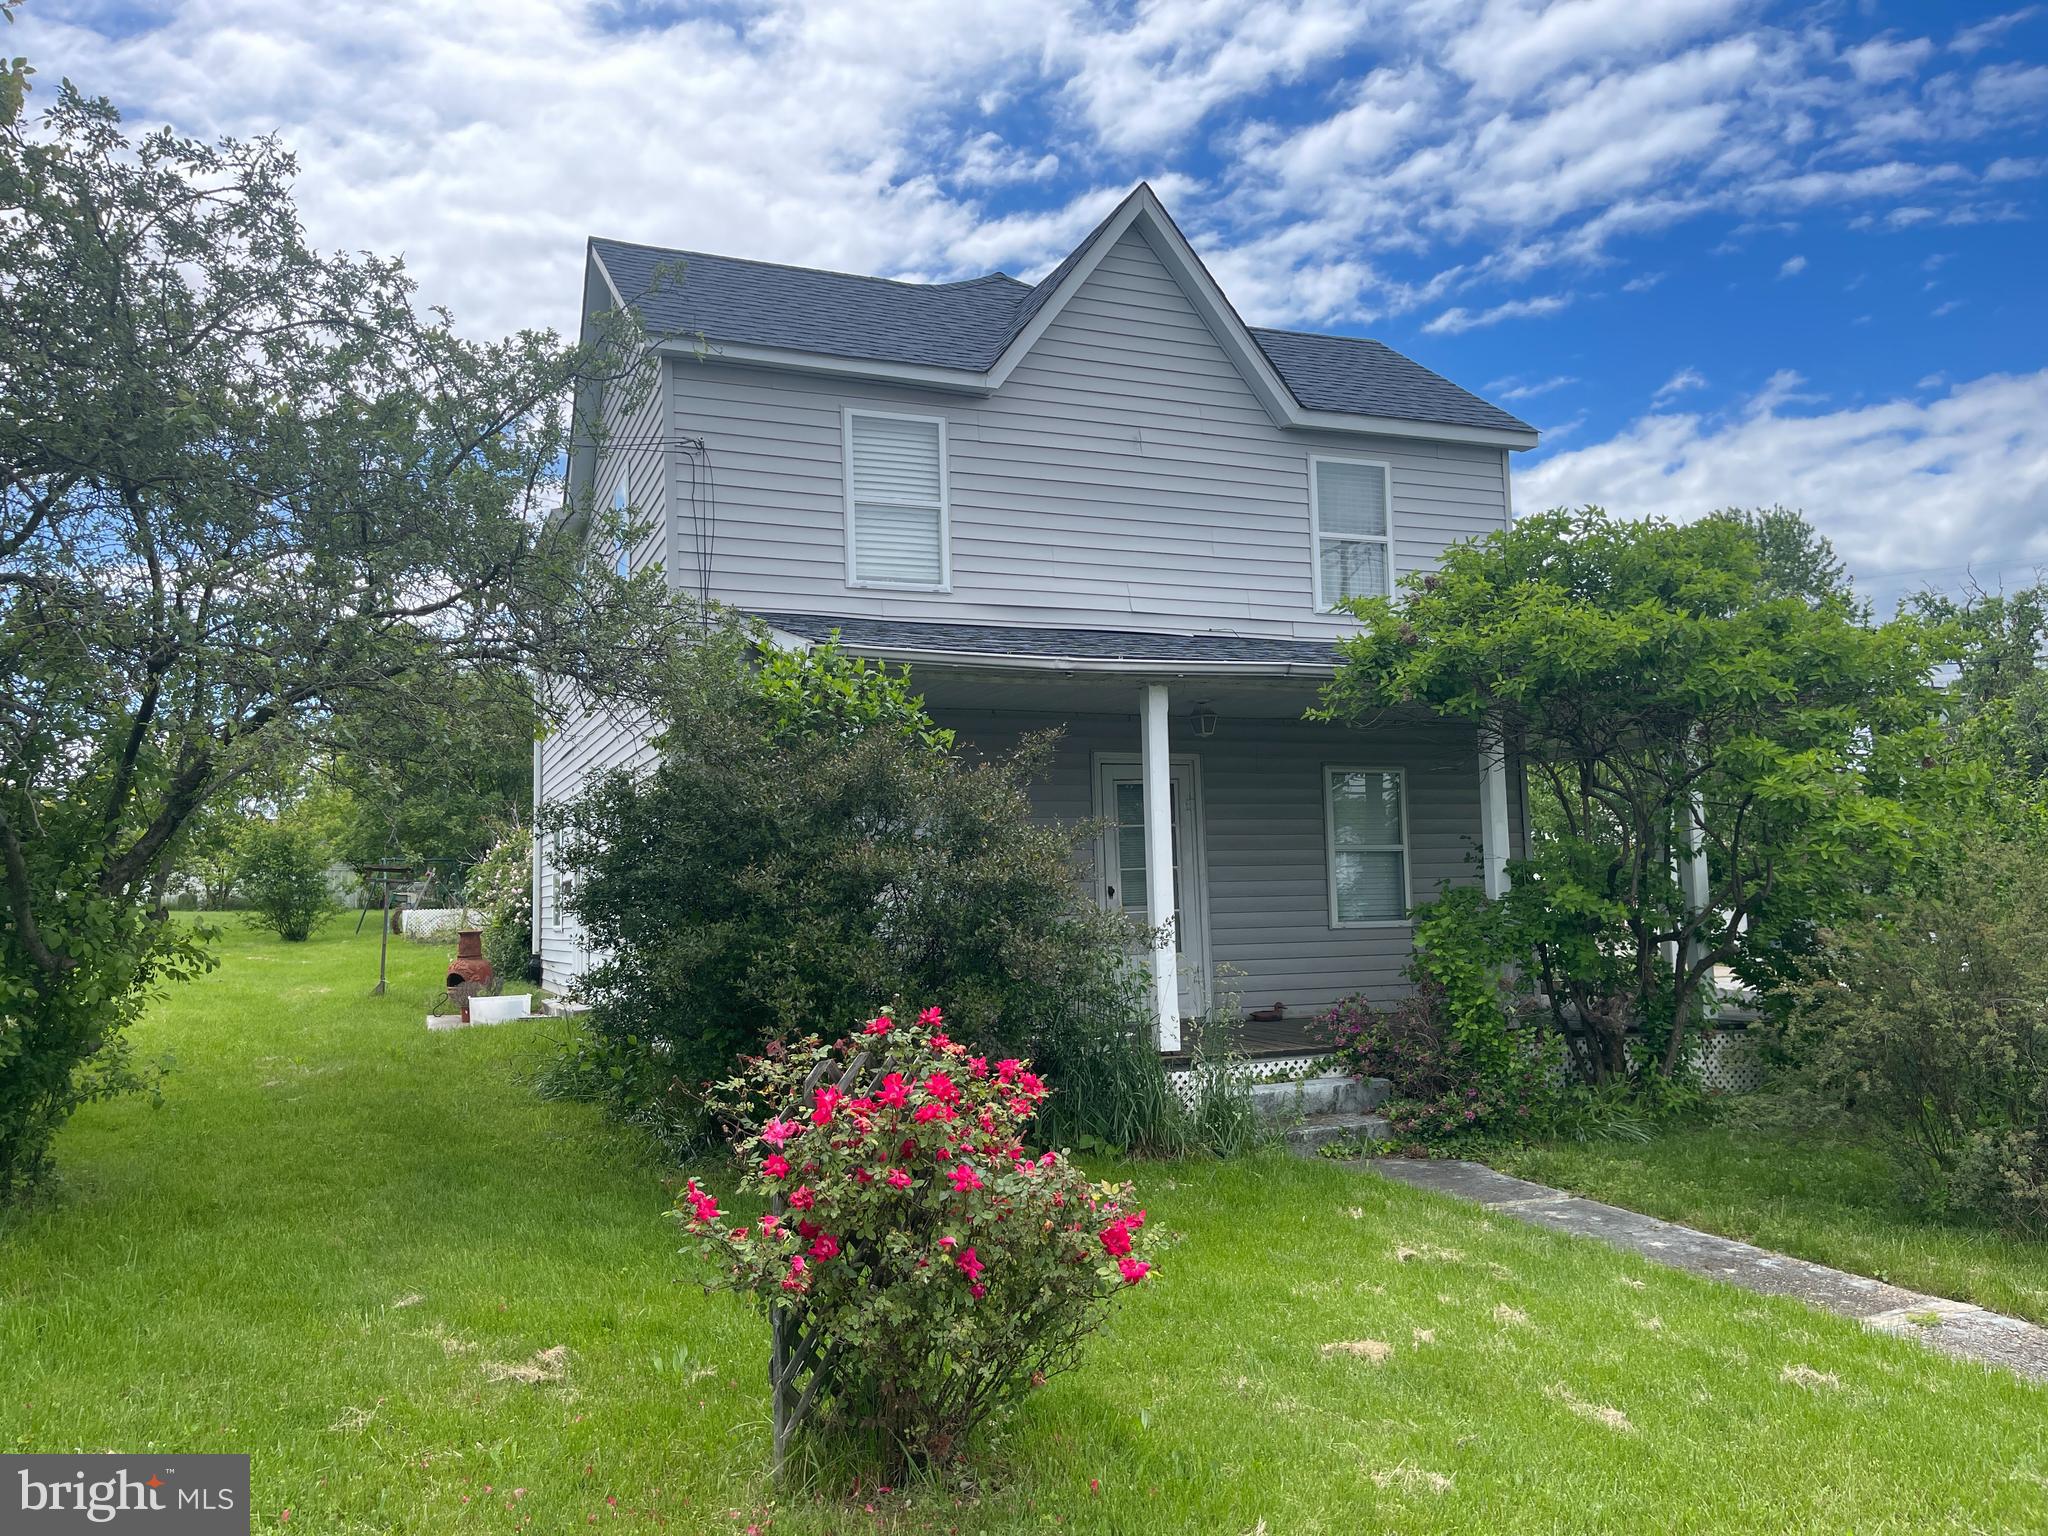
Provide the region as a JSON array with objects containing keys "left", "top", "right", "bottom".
[
  {"left": 1310, "top": 457, "right": 1393, "bottom": 611},
  {"left": 1325, "top": 766, "right": 1409, "bottom": 924},
  {"left": 845, "top": 410, "right": 948, "bottom": 589}
]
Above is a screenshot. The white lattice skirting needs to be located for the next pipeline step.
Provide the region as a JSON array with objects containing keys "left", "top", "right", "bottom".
[{"left": 1164, "top": 1053, "right": 1330, "bottom": 1111}]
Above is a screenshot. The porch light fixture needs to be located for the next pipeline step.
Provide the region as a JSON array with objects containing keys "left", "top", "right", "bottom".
[{"left": 1191, "top": 702, "right": 1219, "bottom": 738}]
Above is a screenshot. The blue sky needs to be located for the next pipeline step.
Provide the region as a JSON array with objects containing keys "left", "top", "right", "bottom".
[{"left": 18, "top": 0, "right": 2048, "bottom": 608}]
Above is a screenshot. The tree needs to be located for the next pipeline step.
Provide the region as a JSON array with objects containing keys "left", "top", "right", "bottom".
[
  {"left": 0, "top": 86, "right": 694, "bottom": 1198},
  {"left": 551, "top": 622, "right": 1174, "bottom": 1155},
  {"left": 1318, "top": 507, "right": 1950, "bottom": 1087},
  {"left": 234, "top": 818, "right": 334, "bottom": 942},
  {"left": 1699, "top": 505, "right": 1854, "bottom": 607}
]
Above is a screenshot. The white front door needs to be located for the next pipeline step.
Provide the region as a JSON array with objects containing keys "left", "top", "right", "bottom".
[{"left": 1095, "top": 757, "right": 1209, "bottom": 1022}]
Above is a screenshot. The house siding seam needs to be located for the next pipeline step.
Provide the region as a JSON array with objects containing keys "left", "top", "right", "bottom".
[
  {"left": 536, "top": 354, "right": 669, "bottom": 994},
  {"left": 665, "top": 228, "right": 1511, "bottom": 637}
]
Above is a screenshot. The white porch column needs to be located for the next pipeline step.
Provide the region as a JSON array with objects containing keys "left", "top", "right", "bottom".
[
  {"left": 1478, "top": 726, "right": 1512, "bottom": 900},
  {"left": 1139, "top": 682, "right": 1181, "bottom": 1052}
]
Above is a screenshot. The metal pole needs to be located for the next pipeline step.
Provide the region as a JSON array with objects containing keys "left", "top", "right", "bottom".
[{"left": 374, "top": 875, "right": 391, "bottom": 996}]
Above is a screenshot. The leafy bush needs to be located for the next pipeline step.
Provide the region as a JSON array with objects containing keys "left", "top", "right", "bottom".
[
  {"left": 468, "top": 824, "right": 533, "bottom": 985},
  {"left": 1780, "top": 836, "right": 2048, "bottom": 1234},
  {"left": 233, "top": 820, "right": 334, "bottom": 942},
  {"left": 551, "top": 619, "right": 1173, "bottom": 1155},
  {"left": 1315, "top": 889, "right": 1561, "bottom": 1145},
  {"left": 679, "top": 1005, "right": 1155, "bottom": 1473}
]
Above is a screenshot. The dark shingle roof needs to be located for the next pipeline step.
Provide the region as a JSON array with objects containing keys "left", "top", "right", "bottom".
[
  {"left": 755, "top": 613, "right": 1345, "bottom": 669},
  {"left": 590, "top": 202, "right": 1533, "bottom": 436},
  {"left": 1248, "top": 328, "right": 1531, "bottom": 434}
]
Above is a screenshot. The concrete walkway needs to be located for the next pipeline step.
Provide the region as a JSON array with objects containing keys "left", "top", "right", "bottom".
[{"left": 1370, "top": 1157, "right": 2048, "bottom": 1383}]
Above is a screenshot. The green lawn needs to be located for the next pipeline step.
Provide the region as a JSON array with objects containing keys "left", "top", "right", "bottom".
[
  {"left": 4, "top": 923, "right": 2046, "bottom": 1534},
  {"left": 1491, "top": 1118, "right": 2048, "bottom": 1327}
]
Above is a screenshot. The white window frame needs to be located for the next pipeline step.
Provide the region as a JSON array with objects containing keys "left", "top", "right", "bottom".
[
  {"left": 1308, "top": 455, "right": 1395, "bottom": 613},
  {"left": 842, "top": 407, "right": 951, "bottom": 592},
  {"left": 1323, "top": 764, "right": 1413, "bottom": 928}
]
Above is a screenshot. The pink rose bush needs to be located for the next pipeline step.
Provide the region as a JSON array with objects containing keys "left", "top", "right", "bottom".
[{"left": 678, "top": 1005, "right": 1156, "bottom": 1469}]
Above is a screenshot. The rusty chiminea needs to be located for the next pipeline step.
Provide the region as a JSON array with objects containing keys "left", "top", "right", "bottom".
[{"left": 446, "top": 929, "right": 494, "bottom": 1021}]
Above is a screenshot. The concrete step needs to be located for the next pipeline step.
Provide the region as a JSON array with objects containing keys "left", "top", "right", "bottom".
[
  {"left": 1248, "top": 1072, "right": 1390, "bottom": 1123},
  {"left": 1284, "top": 1111, "right": 1394, "bottom": 1157}
]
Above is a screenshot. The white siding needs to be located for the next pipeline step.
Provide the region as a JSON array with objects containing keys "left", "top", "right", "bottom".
[
  {"left": 536, "top": 356, "right": 669, "bottom": 994},
  {"left": 666, "top": 227, "right": 1511, "bottom": 636}
]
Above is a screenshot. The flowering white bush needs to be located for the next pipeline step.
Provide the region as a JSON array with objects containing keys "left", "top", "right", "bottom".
[{"left": 679, "top": 1005, "right": 1155, "bottom": 1468}]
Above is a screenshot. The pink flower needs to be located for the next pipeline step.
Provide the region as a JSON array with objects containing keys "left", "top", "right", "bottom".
[
  {"left": 811, "top": 1086, "right": 844, "bottom": 1127},
  {"left": 876, "top": 1073, "right": 910, "bottom": 1109},
  {"left": 950, "top": 1162, "right": 983, "bottom": 1193},
  {"left": 850, "top": 1166, "right": 874, "bottom": 1184},
  {"left": 864, "top": 1013, "right": 894, "bottom": 1035},
  {"left": 684, "top": 1179, "right": 721, "bottom": 1225},
  {"left": 937, "top": 1234, "right": 957, "bottom": 1249},
  {"left": 1017, "top": 1071, "right": 1045, "bottom": 1099},
  {"left": 968, "top": 1056, "right": 988, "bottom": 1079},
  {"left": 787, "top": 1184, "right": 815, "bottom": 1211},
  {"left": 912, "top": 1102, "right": 955, "bottom": 1124},
  {"left": 918, "top": 1006, "right": 944, "bottom": 1026},
  {"left": 780, "top": 1255, "right": 808, "bottom": 1293},
  {"left": 955, "top": 1247, "right": 985, "bottom": 1283},
  {"left": 995, "top": 1059, "right": 1022, "bottom": 1083},
  {"left": 729, "top": 1227, "right": 751, "bottom": 1244},
  {"left": 1118, "top": 1257, "right": 1150, "bottom": 1285},
  {"left": 886, "top": 1168, "right": 912, "bottom": 1190},
  {"left": 809, "top": 1233, "right": 840, "bottom": 1261},
  {"left": 923, "top": 1072, "right": 960, "bottom": 1104},
  {"left": 970, "top": 1282, "right": 986, "bottom": 1299},
  {"left": 760, "top": 1117, "right": 802, "bottom": 1149},
  {"left": 758, "top": 1213, "right": 781, "bottom": 1238},
  {"left": 1099, "top": 1221, "right": 1133, "bottom": 1258},
  {"left": 762, "top": 1153, "right": 792, "bottom": 1180}
]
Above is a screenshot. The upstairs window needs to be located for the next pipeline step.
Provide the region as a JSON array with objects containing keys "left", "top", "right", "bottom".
[
  {"left": 1325, "top": 766, "right": 1409, "bottom": 925},
  {"left": 1310, "top": 457, "right": 1393, "bottom": 611},
  {"left": 845, "top": 409, "right": 948, "bottom": 590}
]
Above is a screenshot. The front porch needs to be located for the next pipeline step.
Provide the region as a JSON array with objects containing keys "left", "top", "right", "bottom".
[{"left": 759, "top": 622, "right": 1527, "bottom": 1054}]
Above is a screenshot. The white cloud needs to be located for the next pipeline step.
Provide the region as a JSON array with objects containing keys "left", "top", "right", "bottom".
[
  {"left": 1518, "top": 370, "right": 2048, "bottom": 607},
  {"left": 1652, "top": 366, "right": 1708, "bottom": 404},
  {"left": 1054, "top": 0, "right": 1372, "bottom": 155},
  {"left": 1985, "top": 155, "right": 2045, "bottom": 181},
  {"left": 1438, "top": 0, "right": 1745, "bottom": 101},
  {"left": 1932, "top": 298, "right": 1965, "bottom": 317},
  {"left": 1952, "top": 7, "right": 2042, "bottom": 56},
  {"left": 1488, "top": 374, "right": 1578, "bottom": 400},
  {"left": 1841, "top": 35, "right": 1935, "bottom": 84},
  {"left": 1777, "top": 253, "right": 1807, "bottom": 277},
  {"left": 15, "top": 0, "right": 1082, "bottom": 338},
  {"left": 1622, "top": 271, "right": 1667, "bottom": 292},
  {"left": 952, "top": 133, "right": 1060, "bottom": 188},
  {"left": 1422, "top": 293, "right": 1572, "bottom": 334}
]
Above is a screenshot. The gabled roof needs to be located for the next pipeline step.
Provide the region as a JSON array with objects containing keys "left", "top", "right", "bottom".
[
  {"left": 587, "top": 185, "right": 1536, "bottom": 448},
  {"left": 756, "top": 612, "right": 1344, "bottom": 673}
]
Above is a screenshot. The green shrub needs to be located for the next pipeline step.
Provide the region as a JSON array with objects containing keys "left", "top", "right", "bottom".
[
  {"left": 1780, "top": 835, "right": 2048, "bottom": 1234},
  {"left": 679, "top": 1005, "right": 1156, "bottom": 1475},
  {"left": 1314, "top": 888, "right": 1562, "bottom": 1146},
  {"left": 549, "top": 620, "right": 1174, "bottom": 1155},
  {"left": 468, "top": 824, "right": 533, "bottom": 985},
  {"left": 233, "top": 820, "right": 334, "bottom": 943}
]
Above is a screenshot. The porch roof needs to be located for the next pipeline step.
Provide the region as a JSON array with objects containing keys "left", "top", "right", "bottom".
[{"left": 755, "top": 612, "right": 1347, "bottom": 675}]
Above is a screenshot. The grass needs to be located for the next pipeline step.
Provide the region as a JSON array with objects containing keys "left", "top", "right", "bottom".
[
  {"left": 1, "top": 922, "right": 2044, "bottom": 1533},
  {"left": 1490, "top": 1116, "right": 2048, "bottom": 1327}
]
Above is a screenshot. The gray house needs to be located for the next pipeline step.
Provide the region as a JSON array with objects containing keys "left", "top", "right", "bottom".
[{"left": 534, "top": 184, "right": 1537, "bottom": 1060}]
